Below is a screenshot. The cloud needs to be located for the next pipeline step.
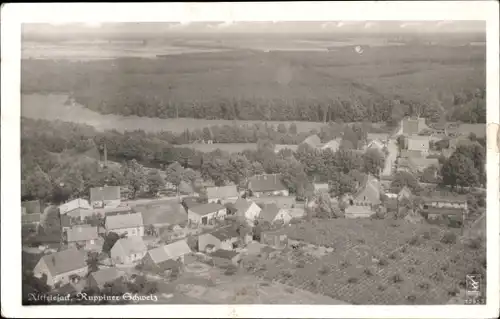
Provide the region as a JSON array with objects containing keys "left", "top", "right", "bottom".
[
  {"left": 364, "top": 22, "right": 378, "bottom": 29},
  {"left": 436, "top": 20, "right": 454, "bottom": 28}
]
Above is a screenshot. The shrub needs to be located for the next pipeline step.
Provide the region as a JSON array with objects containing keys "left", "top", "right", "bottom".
[
  {"left": 422, "top": 231, "right": 431, "bottom": 240},
  {"left": 318, "top": 265, "right": 330, "bottom": 275},
  {"left": 377, "top": 284, "right": 386, "bottom": 291},
  {"left": 406, "top": 295, "right": 417, "bottom": 303},
  {"left": 407, "top": 267, "right": 416, "bottom": 274},
  {"left": 347, "top": 277, "right": 359, "bottom": 284},
  {"left": 400, "top": 246, "right": 407, "bottom": 253},
  {"left": 408, "top": 236, "right": 420, "bottom": 246},
  {"left": 364, "top": 268, "right": 373, "bottom": 276},
  {"left": 440, "top": 263, "right": 449, "bottom": 272},
  {"left": 441, "top": 231, "right": 457, "bottom": 244},
  {"left": 378, "top": 258, "right": 388, "bottom": 266},
  {"left": 357, "top": 239, "right": 366, "bottom": 244},
  {"left": 296, "top": 260, "right": 305, "bottom": 268},
  {"left": 390, "top": 274, "right": 404, "bottom": 283},
  {"left": 389, "top": 252, "right": 398, "bottom": 260},
  {"left": 448, "top": 288, "right": 460, "bottom": 297},
  {"left": 466, "top": 237, "right": 483, "bottom": 249},
  {"left": 429, "top": 271, "right": 444, "bottom": 282},
  {"left": 418, "top": 282, "right": 430, "bottom": 290},
  {"left": 340, "top": 260, "right": 351, "bottom": 269}
]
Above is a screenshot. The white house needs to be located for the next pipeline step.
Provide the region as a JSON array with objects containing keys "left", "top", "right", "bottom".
[
  {"left": 105, "top": 212, "right": 144, "bottom": 237},
  {"left": 59, "top": 198, "right": 92, "bottom": 220},
  {"left": 233, "top": 198, "right": 262, "bottom": 225},
  {"left": 187, "top": 203, "right": 227, "bottom": 225},
  {"left": 206, "top": 185, "right": 239, "bottom": 204},
  {"left": 33, "top": 249, "right": 88, "bottom": 288},
  {"left": 110, "top": 236, "right": 147, "bottom": 265},
  {"left": 259, "top": 203, "right": 293, "bottom": 225},
  {"left": 198, "top": 227, "right": 240, "bottom": 252}
]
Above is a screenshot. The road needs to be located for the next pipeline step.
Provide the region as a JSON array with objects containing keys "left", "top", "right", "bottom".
[{"left": 382, "top": 139, "right": 398, "bottom": 177}]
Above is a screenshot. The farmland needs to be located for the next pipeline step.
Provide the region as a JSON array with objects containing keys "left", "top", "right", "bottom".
[{"left": 241, "top": 219, "right": 485, "bottom": 304}]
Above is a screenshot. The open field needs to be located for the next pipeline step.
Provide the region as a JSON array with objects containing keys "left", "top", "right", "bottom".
[
  {"left": 21, "top": 94, "right": 324, "bottom": 133},
  {"left": 241, "top": 219, "right": 485, "bottom": 305}
]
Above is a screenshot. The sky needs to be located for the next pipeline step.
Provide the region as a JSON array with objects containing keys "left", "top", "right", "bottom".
[{"left": 22, "top": 21, "right": 486, "bottom": 36}]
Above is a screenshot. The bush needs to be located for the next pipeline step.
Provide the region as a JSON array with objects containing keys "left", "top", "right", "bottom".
[
  {"left": 432, "top": 243, "right": 442, "bottom": 252},
  {"left": 448, "top": 288, "right": 460, "bottom": 297},
  {"left": 318, "top": 265, "right": 330, "bottom": 275},
  {"left": 406, "top": 295, "right": 417, "bottom": 303},
  {"left": 418, "top": 282, "right": 430, "bottom": 290},
  {"left": 429, "top": 271, "right": 444, "bottom": 282},
  {"left": 441, "top": 231, "right": 457, "bottom": 244},
  {"left": 296, "top": 260, "right": 305, "bottom": 268},
  {"left": 377, "top": 284, "right": 386, "bottom": 291},
  {"left": 364, "top": 268, "right": 373, "bottom": 276},
  {"left": 347, "top": 277, "right": 359, "bottom": 284},
  {"left": 388, "top": 252, "right": 398, "bottom": 260},
  {"left": 377, "top": 258, "right": 388, "bottom": 266},
  {"left": 340, "top": 260, "right": 351, "bottom": 269},
  {"left": 440, "top": 263, "right": 449, "bottom": 272},
  {"left": 407, "top": 267, "right": 416, "bottom": 274},
  {"left": 422, "top": 231, "right": 431, "bottom": 240},
  {"left": 466, "top": 237, "right": 483, "bottom": 249},
  {"left": 408, "top": 236, "right": 420, "bottom": 246},
  {"left": 390, "top": 274, "right": 404, "bottom": 283},
  {"left": 357, "top": 239, "right": 366, "bottom": 244},
  {"left": 400, "top": 246, "right": 407, "bottom": 253}
]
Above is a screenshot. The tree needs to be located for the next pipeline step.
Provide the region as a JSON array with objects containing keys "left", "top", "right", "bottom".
[
  {"left": 87, "top": 251, "right": 100, "bottom": 273},
  {"left": 289, "top": 123, "right": 298, "bottom": 135},
  {"left": 123, "top": 159, "right": 145, "bottom": 198},
  {"left": 103, "top": 232, "right": 121, "bottom": 255},
  {"left": 363, "top": 149, "right": 385, "bottom": 177},
  {"left": 441, "top": 153, "right": 479, "bottom": 190},
  {"left": 391, "top": 171, "right": 420, "bottom": 193},
  {"left": 277, "top": 123, "right": 288, "bottom": 134},
  {"left": 315, "top": 193, "right": 343, "bottom": 219},
  {"left": 396, "top": 135, "right": 406, "bottom": 155},
  {"left": 22, "top": 166, "right": 53, "bottom": 201},
  {"left": 146, "top": 169, "right": 165, "bottom": 196},
  {"left": 421, "top": 165, "right": 439, "bottom": 184},
  {"left": 164, "top": 162, "right": 185, "bottom": 194},
  {"left": 329, "top": 172, "right": 356, "bottom": 199}
]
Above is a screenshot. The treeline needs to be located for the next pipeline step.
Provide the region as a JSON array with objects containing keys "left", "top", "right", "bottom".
[
  {"left": 21, "top": 118, "right": 384, "bottom": 203},
  {"left": 21, "top": 59, "right": 486, "bottom": 124}
]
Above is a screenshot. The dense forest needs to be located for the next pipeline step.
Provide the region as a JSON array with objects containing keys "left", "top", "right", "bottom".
[{"left": 21, "top": 45, "right": 486, "bottom": 124}]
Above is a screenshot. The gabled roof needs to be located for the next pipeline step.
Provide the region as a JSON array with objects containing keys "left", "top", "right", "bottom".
[
  {"left": 422, "top": 195, "right": 467, "bottom": 205},
  {"left": 208, "top": 226, "right": 239, "bottom": 241},
  {"left": 250, "top": 196, "right": 296, "bottom": 209},
  {"left": 105, "top": 212, "right": 143, "bottom": 230},
  {"left": 314, "top": 183, "right": 329, "bottom": 193},
  {"left": 59, "top": 198, "right": 92, "bottom": 214},
  {"left": 188, "top": 203, "right": 225, "bottom": 216},
  {"left": 93, "top": 206, "right": 133, "bottom": 217},
  {"left": 90, "top": 186, "right": 121, "bottom": 203},
  {"left": 22, "top": 213, "right": 41, "bottom": 224},
  {"left": 206, "top": 185, "right": 239, "bottom": 200},
  {"left": 423, "top": 206, "right": 464, "bottom": 216},
  {"left": 321, "top": 139, "right": 341, "bottom": 152},
  {"left": 39, "top": 249, "right": 87, "bottom": 277},
  {"left": 89, "top": 268, "right": 124, "bottom": 287},
  {"left": 147, "top": 240, "right": 191, "bottom": 264},
  {"left": 302, "top": 134, "right": 322, "bottom": 148},
  {"left": 210, "top": 249, "right": 239, "bottom": 260},
  {"left": 248, "top": 174, "right": 287, "bottom": 193},
  {"left": 112, "top": 236, "right": 147, "bottom": 257},
  {"left": 353, "top": 175, "right": 380, "bottom": 203},
  {"left": 259, "top": 203, "right": 281, "bottom": 223},
  {"left": 67, "top": 225, "right": 99, "bottom": 242},
  {"left": 233, "top": 198, "right": 257, "bottom": 214},
  {"left": 138, "top": 202, "right": 187, "bottom": 226}
]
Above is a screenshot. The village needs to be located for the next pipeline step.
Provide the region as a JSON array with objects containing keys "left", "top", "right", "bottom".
[{"left": 21, "top": 115, "right": 487, "bottom": 305}]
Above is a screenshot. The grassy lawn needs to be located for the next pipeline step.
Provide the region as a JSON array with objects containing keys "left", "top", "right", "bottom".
[{"left": 241, "top": 219, "right": 485, "bottom": 304}]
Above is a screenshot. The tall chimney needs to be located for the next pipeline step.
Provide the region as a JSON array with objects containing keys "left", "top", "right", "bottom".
[{"left": 103, "top": 144, "right": 108, "bottom": 168}]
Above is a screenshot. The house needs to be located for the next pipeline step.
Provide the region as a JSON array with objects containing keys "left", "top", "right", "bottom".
[
  {"left": 351, "top": 175, "right": 381, "bottom": 206},
  {"left": 395, "top": 157, "right": 418, "bottom": 174},
  {"left": 250, "top": 196, "right": 297, "bottom": 210},
  {"left": 22, "top": 200, "right": 42, "bottom": 215},
  {"left": 259, "top": 203, "right": 292, "bottom": 225},
  {"left": 247, "top": 174, "right": 289, "bottom": 197},
  {"left": 301, "top": 134, "right": 322, "bottom": 148},
  {"left": 398, "top": 186, "right": 413, "bottom": 201},
  {"left": 91, "top": 206, "right": 133, "bottom": 219},
  {"left": 321, "top": 138, "right": 342, "bottom": 152},
  {"left": 22, "top": 213, "right": 42, "bottom": 226},
  {"left": 400, "top": 150, "right": 423, "bottom": 159},
  {"left": 59, "top": 198, "right": 92, "bottom": 220},
  {"left": 233, "top": 198, "right": 262, "bottom": 225},
  {"left": 33, "top": 249, "right": 88, "bottom": 288},
  {"left": 187, "top": 203, "right": 227, "bottom": 225},
  {"left": 344, "top": 204, "right": 374, "bottom": 219},
  {"left": 110, "top": 236, "right": 147, "bottom": 265},
  {"left": 88, "top": 267, "right": 125, "bottom": 291},
  {"left": 365, "top": 139, "right": 386, "bottom": 153},
  {"left": 447, "top": 123, "right": 486, "bottom": 139},
  {"left": 206, "top": 185, "right": 239, "bottom": 204},
  {"left": 178, "top": 180, "right": 196, "bottom": 195},
  {"left": 410, "top": 157, "right": 440, "bottom": 173},
  {"left": 90, "top": 186, "right": 121, "bottom": 208},
  {"left": 181, "top": 196, "right": 204, "bottom": 211},
  {"left": 143, "top": 240, "right": 191, "bottom": 268},
  {"left": 313, "top": 183, "right": 329, "bottom": 194},
  {"left": 137, "top": 202, "right": 187, "bottom": 228},
  {"left": 261, "top": 229, "right": 288, "bottom": 249},
  {"left": 210, "top": 249, "right": 241, "bottom": 266},
  {"left": 422, "top": 206, "right": 466, "bottom": 226},
  {"left": 105, "top": 212, "right": 144, "bottom": 237},
  {"left": 401, "top": 117, "right": 427, "bottom": 136},
  {"left": 407, "top": 135, "right": 430, "bottom": 154},
  {"left": 198, "top": 227, "right": 240, "bottom": 252},
  {"left": 421, "top": 196, "right": 468, "bottom": 211},
  {"left": 66, "top": 225, "right": 99, "bottom": 250}
]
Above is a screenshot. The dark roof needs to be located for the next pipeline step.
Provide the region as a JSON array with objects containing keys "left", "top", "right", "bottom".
[
  {"left": 188, "top": 203, "right": 225, "bottom": 216},
  {"left": 112, "top": 236, "right": 147, "bottom": 257},
  {"left": 233, "top": 198, "right": 255, "bottom": 214},
  {"left": 182, "top": 197, "right": 203, "bottom": 209},
  {"left": 449, "top": 124, "right": 486, "bottom": 138},
  {"left": 22, "top": 200, "right": 42, "bottom": 215},
  {"left": 89, "top": 268, "right": 124, "bottom": 287},
  {"left": 138, "top": 202, "right": 187, "bottom": 226},
  {"left": 259, "top": 203, "right": 281, "bottom": 223},
  {"left": 39, "top": 249, "right": 87, "bottom": 277},
  {"left": 206, "top": 185, "right": 239, "bottom": 200},
  {"left": 209, "top": 227, "right": 239, "bottom": 241},
  {"left": 423, "top": 195, "right": 467, "bottom": 204},
  {"left": 90, "top": 186, "right": 121, "bottom": 203},
  {"left": 248, "top": 174, "right": 287, "bottom": 193},
  {"left": 210, "top": 249, "right": 239, "bottom": 260},
  {"left": 250, "top": 196, "right": 296, "bottom": 209},
  {"left": 105, "top": 212, "right": 143, "bottom": 230}
]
